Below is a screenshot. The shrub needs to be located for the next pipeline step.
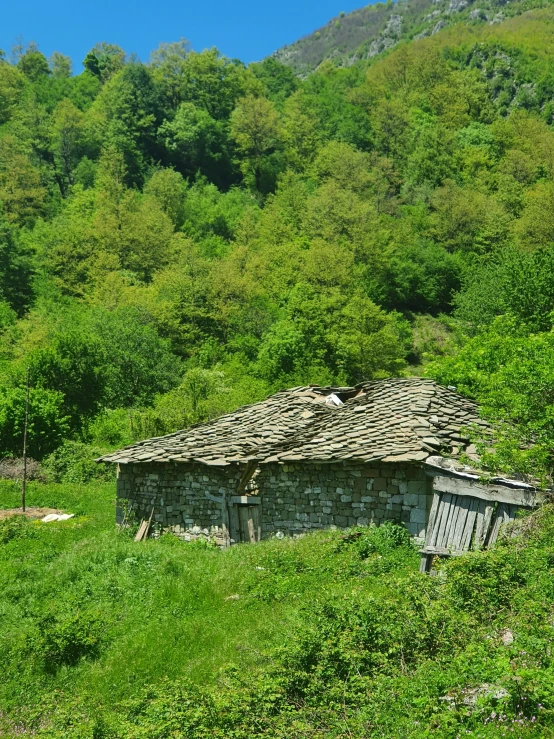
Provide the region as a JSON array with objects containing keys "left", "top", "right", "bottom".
[
  {"left": 0, "top": 515, "right": 37, "bottom": 545},
  {"left": 0, "top": 456, "right": 44, "bottom": 481},
  {"left": 41, "top": 441, "right": 115, "bottom": 483},
  {"left": 27, "top": 610, "right": 104, "bottom": 672},
  {"left": 356, "top": 520, "right": 412, "bottom": 558}
]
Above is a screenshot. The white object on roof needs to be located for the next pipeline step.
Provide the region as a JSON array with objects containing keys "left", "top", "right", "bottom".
[{"left": 325, "top": 393, "right": 343, "bottom": 406}]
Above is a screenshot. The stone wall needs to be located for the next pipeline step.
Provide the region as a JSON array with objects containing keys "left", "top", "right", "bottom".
[
  {"left": 117, "top": 459, "right": 432, "bottom": 542},
  {"left": 116, "top": 461, "right": 241, "bottom": 542},
  {"left": 257, "top": 462, "right": 431, "bottom": 539}
]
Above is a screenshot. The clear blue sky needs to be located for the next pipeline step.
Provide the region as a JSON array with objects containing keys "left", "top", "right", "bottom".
[{"left": 1, "top": 0, "right": 366, "bottom": 70}]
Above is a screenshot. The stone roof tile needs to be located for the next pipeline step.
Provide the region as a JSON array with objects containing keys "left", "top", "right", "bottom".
[{"left": 98, "top": 378, "right": 486, "bottom": 467}]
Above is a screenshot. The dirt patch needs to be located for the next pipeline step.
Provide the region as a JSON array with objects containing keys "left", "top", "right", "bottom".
[{"left": 0, "top": 507, "right": 63, "bottom": 521}]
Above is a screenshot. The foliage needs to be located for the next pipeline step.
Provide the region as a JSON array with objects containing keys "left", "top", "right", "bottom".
[
  {"left": 2, "top": 480, "right": 554, "bottom": 737},
  {"left": 3, "top": 11, "right": 554, "bottom": 472},
  {"left": 427, "top": 317, "right": 554, "bottom": 480},
  {"left": 0, "top": 386, "right": 69, "bottom": 459},
  {"left": 41, "top": 441, "right": 115, "bottom": 483}
]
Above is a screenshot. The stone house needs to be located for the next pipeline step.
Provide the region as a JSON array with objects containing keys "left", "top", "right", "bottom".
[{"left": 99, "top": 378, "right": 540, "bottom": 561}]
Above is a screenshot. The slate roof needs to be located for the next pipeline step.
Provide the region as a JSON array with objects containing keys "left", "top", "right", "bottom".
[
  {"left": 99, "top": 378, "right": 487, "bottom": 468},
  {"left": 97, "top": 385, "right": 353, "bottom": 466},
  {"left": 259, "top": 378, "right": 486, "bottom": 465}
]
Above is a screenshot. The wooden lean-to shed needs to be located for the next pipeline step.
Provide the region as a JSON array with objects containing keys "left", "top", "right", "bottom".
[{"left": 98, "top": 378, "right": 542, "bottom": 557}]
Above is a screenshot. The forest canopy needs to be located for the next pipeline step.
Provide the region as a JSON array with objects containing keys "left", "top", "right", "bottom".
[{"left": 4, "top": 11, "right": 554, "bottom": 481}]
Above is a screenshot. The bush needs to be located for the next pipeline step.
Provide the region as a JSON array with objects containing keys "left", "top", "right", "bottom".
[
  {"left": 28, "top": 610, "right": 104, "bottom": 672},
  {"left": 0, "top": 515, "right": 37, "bottom": 545},
  {"left": 0, "top": 456, "right": 44, "bottom": 481},
  {"left": 41, "top": 441, "right": 115, "bottom": 483},
  {"left": 356, "top": 520, "right": 412, "bottom": 558}
]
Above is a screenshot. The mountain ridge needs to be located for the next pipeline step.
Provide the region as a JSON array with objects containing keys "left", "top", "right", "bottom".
[{"left": 271, "top": 0, "right": 551, "bottom": 75}]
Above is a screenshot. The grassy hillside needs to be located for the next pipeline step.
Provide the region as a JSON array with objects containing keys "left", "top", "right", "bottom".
[
  {"left": 271, "top": 0, "right": 553, "bottom": 76},
  {"left": 2, "top": 481, "right": 554, "bottom": 737}
]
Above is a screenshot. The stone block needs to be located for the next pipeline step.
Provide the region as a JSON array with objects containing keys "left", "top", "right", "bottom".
[
  {"left": 340, "top": 495, "right": 352, "bottom": 503},
  {"left": 408, "top": 481, "right": 427, "bottom": 495},
  {"left": 357, "top": 517, "right": 368, "bottom": 526},
  {"left": 410, "top": 508, "right": 427, "bottom": 524},
  {"left": 362, "top": 468, "right": 379, "bottom": 477},
  {"left": 403, "top": 493, "right": 419, "bottom": 506}
]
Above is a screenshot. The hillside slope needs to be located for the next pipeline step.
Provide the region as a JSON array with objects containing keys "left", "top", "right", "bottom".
[
  {"left": 272, "top": 0, "right": 552, "bottom": 76},
  {"left": 2, "top": 480, "right": 554, "bottom": 737}
]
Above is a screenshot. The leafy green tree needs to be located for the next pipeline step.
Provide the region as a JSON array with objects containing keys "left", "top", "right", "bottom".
[
  {"left": 0, "top": 136, "right": 46, "bottom": 225},
  {"left": 455, "top": 245, "right": 554, "bottom": 332},
  {"left": 90, "top": 63, "right": 162, "bottom": 185},
  {"left": 51, "top": 99, "right": 86, "bottom": 195},
  {"left": 88, "top": 306, "right": 181, "bottom": 408},
  {"left": 25, "top": 330, "right": 106, "bottom": 431},
  {"left": 17, "top": 48, "right": 50, "bottom": 82},
  {"left": 143, "top": 168, "right": 187, "bottom": 228},
  {"left": 0, "top": 63, "right": 25, "bottom": 124},
  {"left": 158, "top": 103, "right": 231, "bottom": 186},
  {"left": 150, "top": 45, "right": 258, "bottom": 120},
  {"left": 83, "top": 43, "right": 126, "bottom": 82},
  {"left": 49, "top": 52, "right": 72, "bottom": 79},
  {"left": 0, "top": 217, "right": 33, "bottom": 315},
  {"left": 427, "top": 317, "right": 554, "bottom": 480},
  {"left": 0, "top": 386, "right": 70, "bottom": 459},
  {"left": 93, "top": 148, "right": 176, "bottom": 280},
  {"left": 250, "top": 57, "right": 299, "bottom": 104},
  {"left": 230, "top": 95, "right": 282, "bottom": 190}
]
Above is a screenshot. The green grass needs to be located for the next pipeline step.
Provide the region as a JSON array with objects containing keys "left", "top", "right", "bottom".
[{"left": 2, "top": 481, "right": 554, "bottom": 737}]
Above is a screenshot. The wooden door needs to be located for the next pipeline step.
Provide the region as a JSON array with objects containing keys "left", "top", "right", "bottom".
[{"left": 229, "top": 495, "right": 262, "bottom": 543}]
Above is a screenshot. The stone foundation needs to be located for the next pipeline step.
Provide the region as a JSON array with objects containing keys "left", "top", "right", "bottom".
[{"left": 117, "top": 460, "right": 432, "bottom": 542}]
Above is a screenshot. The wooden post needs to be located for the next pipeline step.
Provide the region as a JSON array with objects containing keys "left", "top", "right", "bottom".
[{"left": 21, "top": 367, "right": 30, "bottom": 513}]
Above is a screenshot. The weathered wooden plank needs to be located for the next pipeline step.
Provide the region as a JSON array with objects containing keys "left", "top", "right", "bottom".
[
  {"left": 451, "top": 498, "right": 471, "bottom": 550},
  {"left": 239, "top": 506, "right": 250, "bottom": 542},
  {"left": 434, "top": 493, "right": 453, "bottom": 548},
  {"left": 429, "top": 495, "right": 448, "bottom": 547},
  {"left": 424, "top": 492, "right": 441, "bottom": 547},
  {"left": 460, "top": 497, "right": 479, "bottom": 552},
  {"left": 228, "top": 503, "right": 240, "bottom": 544},
  {"left": 419, "top": 553, "right": 433, "bottom": 573},
  {"left": 441, "top": 495, "right": 459, "bottom": 548},
  {"left": 487, "top": 503, "right": 510, "bottom": 547},
  {"left": 481, "top": 504, "right": 495, "bottom": 548},
  {"left": 231, "top": 495, "right": 261, "bottom": 505},
  {"left": 433, "top": 476, "right": 538, "bottom": 507},
  {"left": 250, "top": 504, "right": 262, "bottom": 542},
  {"left": 472, "top": 499, "right": 487, "bottom": 550},
  {"left": 236, "top": 460, "right": 258, "bottom": 493}
]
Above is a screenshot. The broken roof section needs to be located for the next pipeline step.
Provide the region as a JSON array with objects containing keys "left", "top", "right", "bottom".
[
  {"left": 97, "top": 385, "right": 357, "bottom": 467},
  {"left": 259, "top": 378, "right": 486, "bottom": 465},
  {"left": 98, "top": 378, "right": 487, "bottom": 468}
]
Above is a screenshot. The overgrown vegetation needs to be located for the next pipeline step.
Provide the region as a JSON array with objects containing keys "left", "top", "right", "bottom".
[
  {"left": 4, "top": 10, "right": 554, "bottom": 733},
  {"left": 1, "top": 481, "right": 554, "bottom": 737},
  {"left": 4, "top": 10, "right": 554, "bottom": 480}
]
